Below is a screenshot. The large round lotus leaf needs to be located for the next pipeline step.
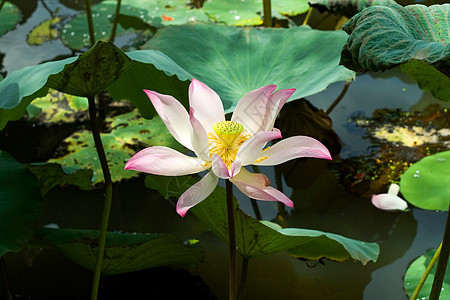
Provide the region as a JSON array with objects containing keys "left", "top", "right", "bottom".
[
  {"left": 0, "top": 41, "right": 191, "bottom": 130},
  {"left": 147, "top": 175, "right": 379, "bottom": 264},
  {"left": 142, "top": 23, "right": 355, "bottom": 113},
  {"left": 341, "top": 4, "right": 450, "bottom": 101},
  {"left": 404, "top": 249, "right": 450, "bottom": 299},
  {"left": 400, "top": 151, "right": 450, "bottom": 211},
  {"left": 119, "top": 0, "right": 209, "bottom": 27},
  {"left": 61, "top": 1, "right": 131, "bottom": 50},
  {"left": 204, "top": 0, "right": 309, "bottom": 26},
  {"left": 308, "top": 0, "right": 397, "bottom": 18},
  {"left": 0, "top": 151, "right": 42, "bottom": 257},
  {"left": 0, "top": 1, "right": 21, "bottom": 37},
  {"left": 48, "top": 109, "right": 183, "bottom": 185},
  {"left": 33, "top": 227, "right": 204, "bottom": 275}
]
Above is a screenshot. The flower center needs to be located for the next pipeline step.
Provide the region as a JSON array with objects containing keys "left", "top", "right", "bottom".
[{"left": 209, "top": 121, "right": 250, "bottom": 168}]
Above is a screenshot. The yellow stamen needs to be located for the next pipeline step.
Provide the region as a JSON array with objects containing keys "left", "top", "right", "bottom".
[{"left": 209, "top": 121, "right": 250, "bottom": 169}]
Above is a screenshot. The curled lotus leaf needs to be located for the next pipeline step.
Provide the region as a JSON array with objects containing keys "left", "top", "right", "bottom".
[
  {"left": 308, "top": 0, "right": 397, "bottom": 18},
  {"left": 340, "top": 3, "right": 450, "bottom": 101}
]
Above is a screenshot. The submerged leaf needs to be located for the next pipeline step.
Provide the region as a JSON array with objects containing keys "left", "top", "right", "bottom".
[
  {"left": 0, "top": 151, "right": 42, "bottom": 257},
  {"left": 27, "top": 17, "right": 61, "bottom": 45},
  {"left": 143, "top": 23, "right": 354, "bottom": 113},
  {"left": 400, "top": 151, "right": 450, "bottom": 211},
  {"left": 33, "top": 228, "right": 204, "bottom": 275},
  {"left": 340, "top": 4, "right": 450, "bottom": 101}
]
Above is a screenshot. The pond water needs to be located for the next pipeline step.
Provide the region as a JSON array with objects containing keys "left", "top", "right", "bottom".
[{"left": 1, "top": 1, "right": 449, "bottom": 299}]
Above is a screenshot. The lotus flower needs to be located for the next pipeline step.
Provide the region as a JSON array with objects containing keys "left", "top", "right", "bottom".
[
  {"left": 371, "top": 183, "right": 408, "bottom": 211},
  {"left": 125, "top": 79, "right": 332, "bottom": 217}
]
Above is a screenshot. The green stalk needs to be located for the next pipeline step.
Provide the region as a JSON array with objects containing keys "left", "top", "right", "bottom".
[
  {"left": 410, "top": 243, "right": 442, "bottom": 300},
  {"left": 109, "top": 0, "right": 122, "bottom": 43},
  {"left": 326, "top": 81, "right": 351, "bottom": 115},
  {"left": 0, "top": 0, "right": 6, "bottom": 11},
  {"left": 430, "top": 209, "right": 450, "bottom": 300},
  {"left": 85, "top": 0, "right": 96, "bottom": 47},
  {"left": 87, "top": 95, "right": 114, "bottom": 300},
  {"left": 226, "top": 179, "right": 237, "bottom": 300},
  {"left": 263, "top": 0, "right": 272, "bottom": 28},
  {"left": 237, "top": 257, "right": 249, "bottom": 298},
  {"left": 302, "top": 7, "right": 313, "bottom": 26}
]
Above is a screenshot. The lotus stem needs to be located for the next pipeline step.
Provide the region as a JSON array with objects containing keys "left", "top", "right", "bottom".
[
  {"left": 326, "top": 81, "right": 351, "bottom": 115},
  {"left": 303, "top": 7, "right": 313, "bottom": 26},
  {"left": 226, "top": 179, "right": 237, "bottom": 300},
  {"left": 87, "top": 95, "right": 114, "bottom": 300},
  {"left": 430, "top": 209, "right": 450, "bottom": 300},
  {"left": 238, "top": 257, "right": 249, "bottom": 298},
  {"left": 0, "top": 257, "right": 12, "bottom": 300},
  {"left": 410, "top": 243, "right": 442, "bottom": 300},
  {"left": 109, "top": 0, "right": 122, "bottom": 43},
  {"left": 250, "top": 165, "right": 262, "bottom": 220},
  {"left": 0, "top": 0, "right": 6, "bottom": 11},
  {"left": 84, "top": 0, "right": 96, "bottom": 47},
  {"left": 263, "top": 0, "right": 272, "bottom": 28}
]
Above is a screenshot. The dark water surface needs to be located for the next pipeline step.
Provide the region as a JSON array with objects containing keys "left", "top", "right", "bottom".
[{"left": 1, "top": 1, "right": 449, "bottom": 299}]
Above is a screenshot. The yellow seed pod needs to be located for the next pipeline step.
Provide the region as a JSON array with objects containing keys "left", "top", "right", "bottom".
[{"left": 213, "top": 121, "right": 244, "bottom": 146}]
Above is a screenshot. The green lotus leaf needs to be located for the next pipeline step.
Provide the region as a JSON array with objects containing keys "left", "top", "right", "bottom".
[
  {"left": 27, "top": 17, "right": 61, "bottom": 45},
  {"left": 404, "top": 249, "right": 450, "bottom": 299},
  {"left": 142, "top": 23, "right": 354, "bottom": 113},
  {"left": 61, "top": 1, "right": 131, "bottom": 50},
  {"left": 27, "top": 89, "right": 89, "bottom": 124},
  {"left": 48, "top": 109, "right": 183, "bottom": 184},
  {"left": 309, "top": 0, "right": 397, "bottom": 18},
  {"left": 119, "top": 0, "right": 209, "bottom": 28},
  {"left": 147, "top": 175, "right": 379, "bottom": 263},
  {"left": 0, "top": 1, "right": 21, "bottom": 37},
  {"left": 33, "top": 227, "right": 204, "bottom": 275},
  {"left": 203, "top": 0, "right": 309, "bottom": 26},
  {"left": 0, "top": 151, "right": 42, "bottom": 257},
  {"left": 340, "top": 4, "right": 450, "bottom": 101},
  {"left": 0, "top": 41, "right": 191, "bottom": 130},
  {"left": 400, "top": 151, "right": 450, "bottom": 211}
]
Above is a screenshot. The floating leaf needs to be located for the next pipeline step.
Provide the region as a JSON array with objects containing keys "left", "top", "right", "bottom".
[
  {"left": 48, "top": 109, "right": 183, "bottom": 184},
  {"left": 0, "top": 1, "right": 21, "bottom": 37},
  {"left": 309, "top": 0, "right": 397, "bottom": 18},
  {"left": 28, "top": 163, "right": 93, "bottom": 194},
  {"left": 0, "top": 151, "right": 42, "bottom": 257},
  {"left": 27, "top": 89, "right": 88, "bottom": 124},
  {"left": 148, "top": 175, "right": 379, "bottom": 263},
  {"left": 400, "top": 151, "right": 450, "bottom": 211},
  {"left": 61, "top": 1, "right": 130, "bottom": 50},
  {"left": 27, "top": 17, "right": 60, "bottom": 45},
  {"left": 143, "top": 23, "right": 354, "bottom": 113},
  {"left": 404, "top": 249, "right": 450, "bottom": 299},
  {"left": 0, "top": 41, "right": 191, "bottom": 130},
  {"left": 33, "top": 227, "right": 204, "bottom": 275},
  {"left": 203, "top": 0, "right": 309, "bottom": 26},
  {"left": 340, "top": 4, "right": 450, "bottom": 101}
]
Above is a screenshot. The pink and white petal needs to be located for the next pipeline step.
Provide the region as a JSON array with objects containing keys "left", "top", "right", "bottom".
[
  {"left": 230, "top": 168, "right": 293, "bottom": 207},
  {"left": 231, "top": 85, "right": 277, "bottom": 136},
  {"left": 211, "top": 154, "right": 230, "bottom": 179},
  {"left": 229, "top": 159, "right": 242, "bottom": 178},
  {"left": 125, "top": 146, "right": 209, "bottom": 176},
  {"left": 189, "top": 108, "right": 210, "bottom": 162},
  {"left": 371, "top": 194, "right": 408, "bottom": 211},
  {"left": 144, "top": 90, "right": 192, "bottom": 150},
  {"left": 189, "top": 79, "right": 225, "bottom": 131},
  {"left": 236, "top": 128, "right": 282, "bottom": 166},
  {"left": 253, "top": 136, "right": 332, "bottom": 166},
  {"left": 176, "top": 171, "right": 219, "bottom": 217},
  {"left": 262, "top": 88, "right": 296, "bottom": 132}
]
